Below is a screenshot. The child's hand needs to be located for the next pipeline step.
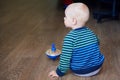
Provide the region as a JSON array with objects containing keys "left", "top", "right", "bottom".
[{"left": 48, "top": 70, "right": 59, "bottom": 80}]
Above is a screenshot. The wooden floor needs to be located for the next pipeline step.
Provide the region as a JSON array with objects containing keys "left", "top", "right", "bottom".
[{"left": 0, "top": 0, "right": 120, "bottom": 80}]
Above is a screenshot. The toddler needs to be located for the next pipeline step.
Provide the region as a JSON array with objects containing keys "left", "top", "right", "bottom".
[{"left": 48, "top": 3, "right": 104, "bottom": 80}]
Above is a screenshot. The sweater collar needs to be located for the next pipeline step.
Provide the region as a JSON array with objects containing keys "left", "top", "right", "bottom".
[{"left": 73, "top": 26, "right": 87, "bottom": 30}]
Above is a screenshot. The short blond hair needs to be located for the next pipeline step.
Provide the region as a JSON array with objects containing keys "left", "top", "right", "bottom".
[{"left": 65, "top": 3, "right": 89, "bottom": 23}]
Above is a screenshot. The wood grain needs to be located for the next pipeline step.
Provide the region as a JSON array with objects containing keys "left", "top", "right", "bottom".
[{"left": 0, "top": 0, "right": 120, "bottom": 80}]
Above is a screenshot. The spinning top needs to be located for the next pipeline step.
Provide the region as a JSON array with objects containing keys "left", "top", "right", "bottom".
[{"left": 45, "top": 43, "right": 61, "bottom": 60}]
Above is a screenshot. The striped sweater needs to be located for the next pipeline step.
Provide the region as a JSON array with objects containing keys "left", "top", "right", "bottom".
[{"left": 56, "top": 27, "right": 104, "bottom": 76}]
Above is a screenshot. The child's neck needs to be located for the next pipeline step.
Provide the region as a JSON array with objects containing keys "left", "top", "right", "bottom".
[{"left": 72, "top": 23, "right": 85, "bottom": 29}]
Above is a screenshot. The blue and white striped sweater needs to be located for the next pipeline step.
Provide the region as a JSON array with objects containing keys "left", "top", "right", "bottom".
[{"left": 56, "top": 27, "right": 104, "bottom": 76}]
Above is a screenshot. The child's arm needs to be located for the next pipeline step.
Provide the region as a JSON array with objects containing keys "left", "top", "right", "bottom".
[
  {"left": 48, "top": 33, "right": 74, "bottom": 78},
  {"left": 56, "top": 34, "right": 73, "bottom": 76}
]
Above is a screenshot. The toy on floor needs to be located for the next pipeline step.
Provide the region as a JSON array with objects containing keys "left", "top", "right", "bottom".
[{"left": 45, "top": 43, "right": 61, "bottom": 60}]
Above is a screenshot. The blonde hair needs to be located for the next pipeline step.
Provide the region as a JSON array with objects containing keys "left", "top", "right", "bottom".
[{"left": 65, "top": 3, "right": 90, "bottom": 24}]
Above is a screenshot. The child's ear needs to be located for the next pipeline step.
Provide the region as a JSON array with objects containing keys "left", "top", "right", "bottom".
[{"left": 72, "top": 18, "right": 77, "bottom": 25}]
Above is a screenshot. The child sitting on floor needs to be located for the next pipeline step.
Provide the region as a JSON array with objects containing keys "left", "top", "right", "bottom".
[{"left": 48, "top": 3, "right": 105, "bottom": 80}]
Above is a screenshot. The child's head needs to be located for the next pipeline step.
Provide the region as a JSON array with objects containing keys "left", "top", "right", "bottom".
[{"left": 64, "top": 3, "right": 89, "bottom": 29}]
